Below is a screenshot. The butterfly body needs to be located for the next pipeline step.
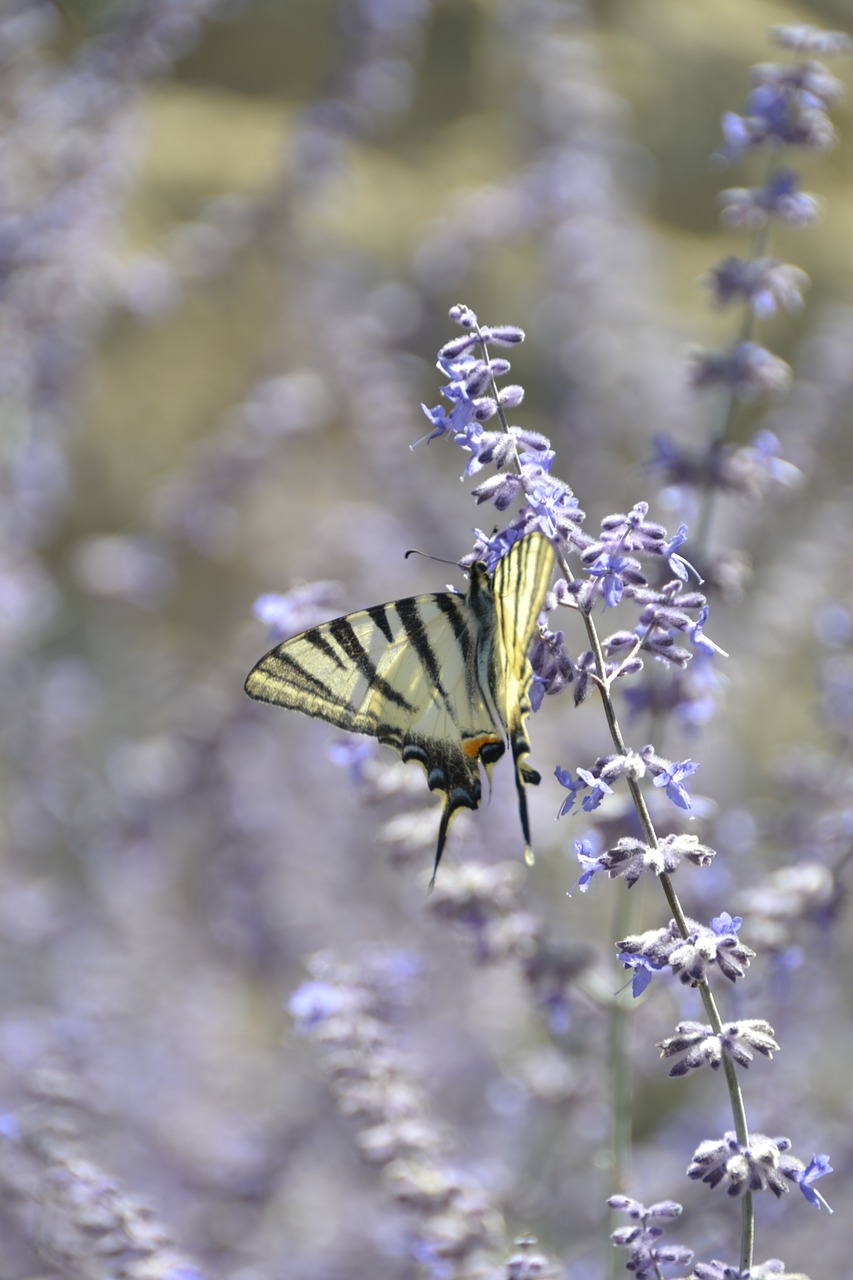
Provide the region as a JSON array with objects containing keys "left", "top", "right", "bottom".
[{"left": 245, "top": 533, "right": 554, "bottom": 884}]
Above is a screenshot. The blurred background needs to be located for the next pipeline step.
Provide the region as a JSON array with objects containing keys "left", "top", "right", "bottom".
[{"left": 1, "top": 0, "right": 852, "bottom": 1276}]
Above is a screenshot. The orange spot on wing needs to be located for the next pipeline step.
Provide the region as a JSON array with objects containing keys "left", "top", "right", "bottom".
[{"left": 462, "top": 733, "right": 502, "bottom": 758}]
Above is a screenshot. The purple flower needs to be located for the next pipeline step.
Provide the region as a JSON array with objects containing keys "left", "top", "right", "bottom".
[
  {"left": 580, "top": 769, "right": 614, "bottom": 812},
  {"left": 327, "top": 737, "right": 376, "bottom": 784},
  {"left": 416, "top": 401, "right": 454, "bottom": 445},
  {"left": 718, "top": 75, "right": 837, "bottom": 162},
  {"left": 527, "top": 478, "right": 570, "bottom": 539},
  {"left": 662, "top": 522, "right": 702, "bottom": 583},
  {"left": 414, "top": 351, "right": 489, "bottom": 448},
  {"left": 529, "top": 626, "right": 574, "bottom": 708},
  {"left": 747, "top": 429, "right": 802, "bottom": 486},
  {"left": 686, "top": 606, "right": 726, "bottom": 658},
  {"left": 618, "top": 954, "right": 660, "bottom": 998},
  {"left": 691, "top": 341, "right": 792, "bottom": 400},
  {"left": 520, "top": 444, "right": 555, "bottom": 473},
  {"left": 796, "top": 1153, "right": 833, "bottom": 1211},
  {"left": 572, "top": 838, "right": 604, "bottom": 894},
  {"left": 719, "top": 169, "right": 821, "bottom": 228},
  {"left": 252, "top": 581, "right": 340, "bottom": 641},
  {"left": 467, "top": 525, "right": 526, "bottom": 576},
  {"left": 710, "top": 910, "right": 742, "bottom": 937},
  {"left": 554, "top": 765, "right": 585, "bottom": 817},
  {"left": 288, "top": 980, "right": 354, "bottom": 1031},
  {"left": 707, "top": 256, "right": 809, "bottom": 316},
  {"left": 588, "top": 550, "right": 632, "bottom": 608},
  {"left": 471, "top": 471, "right": 523, "bottom": 510},
  {"left": 653, "top": 759, "right": 699, "bottom": 810}
]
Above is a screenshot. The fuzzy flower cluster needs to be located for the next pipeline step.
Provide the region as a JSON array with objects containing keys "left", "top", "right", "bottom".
[
  {"left": 608, "top": 1196, "right": 692, "bottom": 1280},
  {"left": 690, "top": 1261, "right": 812, "bottom": 1280},
  {"left": 0, "top": 1077, "right": 207, "bottom": 1280},
  {"left": 599, "top": 28, "right": 846, "bottom": 1277},
  {"left": 252, "top": 579, "right": 341, "bottom": 641},
  {"left": 618, "top": 912, "right": 755, "bottom": 991},
  {"left": 571, "top": 831, "right": 715, "bottom": 893},
  {"left": 428, "top": 860, "right": 594, "bottom": 1038},
  {"left": 557, "top": 746, "right": 703, "bottom": 818},
  {"left": 658, "top": 1019, "right": 779, "bottom": 1076},
  {"left": 289, "top": 949, "right": 571, "bottom": 1275},
  {"left": 688, "top": 1134, "right": 832, "bottom": 1210},
  {"left": 609, "top": 1195, "right": 822, "bottom": 1279},
  {"left": 653, "top": 25, "right": 851, "bottom": 525},
  {"left": 289, "top": 949, "right": 508, "bottom": 1271}
]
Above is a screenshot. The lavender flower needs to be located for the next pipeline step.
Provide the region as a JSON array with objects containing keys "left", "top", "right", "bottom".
[
  {"left": 608, "top": 1197, "right": 692, "bottom": 1280},
  {"left": 705, "top": 257, "right": 809, "bottom": 317},
  {"left": 658, "top": 1019, "right": 779, "bottom": 1076},
  {"left": 651, "top": 757, "right": 700, "bottom": 810},
  {"left": 693, "top": 1261, "right": 813, "bottom": 1279},
  {"left": 687, "top": 1133, "right": 832, "bottom": 1209},
  {"left": 689, "top": 342, "right": 792, "bottom": 400},
  {"left": 573, "top": 832, "right": 715, "bottom": 892},
  {"left": 718, "top": 169, "right": 821, "bottom": 229},
  {"left": 252, "top": 580, "right": 341, "bottom": 641},
  {"left": 618, "top": 915, "right": 755, "bottom": 987}
]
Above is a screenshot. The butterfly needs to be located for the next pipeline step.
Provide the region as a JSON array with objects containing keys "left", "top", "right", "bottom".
[{"left": 244, "top": 532, "right": 555, "bottom": 886}]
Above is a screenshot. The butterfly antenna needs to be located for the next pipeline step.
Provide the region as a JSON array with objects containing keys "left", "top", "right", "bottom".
[{"left": 405, "top": 549, "right": 460, "bottom": 568}]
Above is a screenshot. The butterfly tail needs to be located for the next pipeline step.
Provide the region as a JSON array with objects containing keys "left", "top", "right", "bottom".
[
  {"left": 510, "top": 729, "right": 541, "bottom": 867},
  {"left": 428, "top": 786, "right": 481, "bottom": 891},
  {"left": 428, "top": 809, "right": 451, "bottom": 893}
]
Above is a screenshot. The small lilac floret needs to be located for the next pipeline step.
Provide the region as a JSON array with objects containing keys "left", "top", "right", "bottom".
[
  {"left": 528, "top": 481, "right": 564, "bottom": 539},
  {"left": 555, "top": 765, "right": 585, "bottom": 816},
  {"left": 415, "top": 401, "right": 453, "bottom": 445},
  {"left": 687, "top": 606, "right": 715, "bottom": 656},
  {"left": 588, "top": 551, "right": 631, "bottom": 608},
  {"left": 663, "top": 523, "right": 702, "bottom": 583},
  {"left": 653, "top": 759, "right": 699, "bottom": 810},
  {"left": 581, "top": 771, "right": 614, "bottom": 812},
  {"left": 619, "top": 954, "right": 658, "bottom": 998},
  {"left": 710, "top": 911, "right": 742, "bottom": 936},
  {"left": 796, "top": 1154, "right": 833, "bottom": 1211},
  {"left": 572, "top": 838, "right": 604, "bottom": 894}
]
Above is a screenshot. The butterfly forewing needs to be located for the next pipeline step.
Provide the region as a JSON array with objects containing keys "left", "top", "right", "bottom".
[
  {"left": 244, "top": 533, "right": 554, "bottom": 882},
  {"left": 246, "top": 590, "right": 504, "bottom": 807}
]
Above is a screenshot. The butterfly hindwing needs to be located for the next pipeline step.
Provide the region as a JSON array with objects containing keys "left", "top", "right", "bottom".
[
  {"left": 245, "top": 533, "right": 554, "bottom": 882},
  {"left": 492, "top": 533, "right": 556, "bottom": 860}
]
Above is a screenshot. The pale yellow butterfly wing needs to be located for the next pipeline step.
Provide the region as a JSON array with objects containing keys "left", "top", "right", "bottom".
[{"left": 492, "top": 533, "right": 556, "bottom": 864}]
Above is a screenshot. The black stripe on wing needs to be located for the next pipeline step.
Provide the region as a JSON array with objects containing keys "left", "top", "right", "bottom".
[
  {"left": 245, "top": 609, "right": 417, "bottom": 719},
  {"left": 435, "top": 592, "right": 474, "bottom": 658},
  {"left": 247, "top": 645, "right": 339, "bottom": 703},
  {"left": 367, "top": 603, "right": 395, "bottom": 643},
  {"left": 328, "top": 615, "right": 414, "bottom": 710},
  {"left": 393, "top": 596, "right": 455, "bottom": 716},
  {"left": 494, "top": 533, "right": 555, "bottom": 672}
]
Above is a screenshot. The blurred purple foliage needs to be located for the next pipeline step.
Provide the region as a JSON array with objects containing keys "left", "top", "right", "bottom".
[{"left": 0, "top": 2, "right": 851, "bottom": 1278}]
